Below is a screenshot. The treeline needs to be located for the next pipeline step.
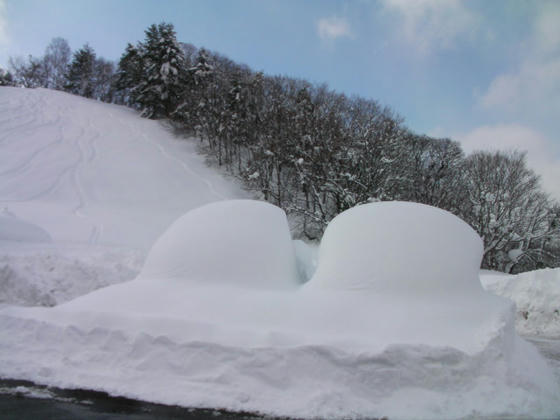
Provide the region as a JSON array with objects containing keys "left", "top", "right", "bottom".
[
  {"left": 2, "top": 23, "right": 559, "bottom": 273},
  {"left": 3, "top": 38, "right": 115, "bottom": 101}
]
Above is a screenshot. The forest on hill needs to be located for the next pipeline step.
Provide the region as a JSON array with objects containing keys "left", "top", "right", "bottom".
[{"left": 2, "top": 22, "right": 558, "bottom": 274}]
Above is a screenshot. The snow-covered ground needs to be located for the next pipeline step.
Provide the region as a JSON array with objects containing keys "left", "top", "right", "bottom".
[{"left": 1, "top": 88, "right": 559, "bottom": 419}]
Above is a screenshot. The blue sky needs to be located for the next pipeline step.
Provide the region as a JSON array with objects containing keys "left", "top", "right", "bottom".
[{"left": 1, "top": 0, "right": 559, "bottom": 199}]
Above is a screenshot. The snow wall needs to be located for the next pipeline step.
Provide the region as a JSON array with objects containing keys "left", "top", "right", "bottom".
[
  {"left": 140, "top": 200, "right": 299, "bottom": 289},
  {"left": 306, "top": 201, "right": 484, "bottom": 295}
]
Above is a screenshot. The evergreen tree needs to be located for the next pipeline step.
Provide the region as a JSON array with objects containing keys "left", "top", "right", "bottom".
[
  {"left": 114, "top": 43, "right": 144, "bottom": 106},
  {"left": 0, "top": 68, "right": 15, "bottom": 86},
  {"left": 136, "top": 22, "right": 185, "bottom": 118},
  {"left": 92, "top": 57, "right": 115, "bottom": 102},
  {"left": 65, "top": 44, "right": 96, "bottom": 98}
]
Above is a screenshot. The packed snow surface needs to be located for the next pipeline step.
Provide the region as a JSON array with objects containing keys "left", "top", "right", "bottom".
[
  {"left": 1, "top": 201, "right": 558, "bottom": 419},
  {"left": 0, "top": 87, "right": 247, "bottom": 250},
  {"left": 140, "top": 200, "right": 299, "bottom": 289},
  {"left": 481, "top": 269, "right": 560, "bottom": 338}
]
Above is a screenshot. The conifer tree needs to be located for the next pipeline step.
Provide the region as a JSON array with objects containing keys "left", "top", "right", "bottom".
[
  {"left": 114, "top": 43, "right": 144, "bottom": 106},
  {"left": 0, "top": 68, "right": 15, "bottom": 86},
  {"left": 136, "top": 22, "right": 185, "bottom": 118},
  {"left": 65, "top": 44, "right": 96, "bottom": 98},
  {"left": 92, "top": 57, "right": 115, "bottom": 102}
]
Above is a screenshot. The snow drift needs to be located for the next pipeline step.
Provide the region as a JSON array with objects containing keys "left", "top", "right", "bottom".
[
  {"left": 0, "top": 201, "right": 558, "bottom": 419},
  {"left": 0, "top": 242, "right": 143, "bottom": 307},
  {"left": 481, "top": 268, "right": 560, "bottom": 338},
  {"left": 140, "top": 200, "right": 299, "bottom": 288}
]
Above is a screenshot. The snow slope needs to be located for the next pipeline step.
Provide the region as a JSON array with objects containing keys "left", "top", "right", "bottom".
[
  {"left": 0, "top": 87, "right": 247, "bottom": 306},
  {"left": 0, "top": 209, "right": 52, "bottom": 243},
  {"left": 1, "top": 201, "right": 558, "bottom": 419},
  {"left": 0, "top": 87, "right": 247, "bottom": 250}
]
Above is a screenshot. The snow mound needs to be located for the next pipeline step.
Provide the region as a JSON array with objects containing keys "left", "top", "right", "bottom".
[
  {"left": 481, "top": 268, "right": 560, "bottom": 338},
  {"left": 140, "top": 200, "right": 299, "bottom": 289},
  {"left": 0, "top": 200, "right": 558, "bottom": 418},
  {"left": 307, "top": 201, "right": 483, "bottom": 295},
  {"left": 0, "top": 243, "right": 144, "bottom": 306},
  {"left": 0, "top": 209, "right": 52, "bottom": 243}
]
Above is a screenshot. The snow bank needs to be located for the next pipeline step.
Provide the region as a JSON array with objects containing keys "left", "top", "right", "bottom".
[
  {"left": 0, "top": 243, "right": 143, "bottom": 306},
  {"left": 481, "top": 268, "right": 560, "bottom": 338},
  {"left": 0, "top": 201, "right": 558, "bottom": 419},
  {"left": 140, "top": 200, "right": 299, "bottom": 288},
  {"left": 307, "top": 201, "right": 483, "bottom": 295},
  {"left": 0, "top": 209, "right": 52, "bottom": 243}
]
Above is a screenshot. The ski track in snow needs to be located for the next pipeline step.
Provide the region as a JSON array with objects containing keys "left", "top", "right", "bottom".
[
  {"left": 0, "top": 88, "right": 246, "bottom": 248},
  {"left": 118, "top": 113, "right": 227, "bottom": 201},
  {"left": 83, "top": 117, "right": 103, "bottom": 244},
  {"left": 69, "top": 112, "right": 103, "bottom": 245},
  {"left": 6, "top": 92, "right": 87, "bottom": 209},
  {"left": 0, "top": 92, "right": 71, "bottom": 202},
  {"left": 2, "top": 91, "right": 101, "bottom": 244}
]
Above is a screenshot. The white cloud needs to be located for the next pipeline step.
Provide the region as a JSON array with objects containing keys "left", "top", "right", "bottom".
[
  {"left": 534, "top": 2, "right": 560, "bottom": 54},
  {"left": 316, "top": 17, "right": 352, "bottom": 41},
  {"left": 0, "top": 0, "right": 9, "bottom": 48},
  {"left": 380, "top": 0, "right": 477, "bottom": 54},
  {"left": 480, "top": 59, "right": 560, "bottom": 116},
  {"left": 456, "top": 124, "right": 560, "bottom": 201},
  {"left": 478, "top": 3, "right": 560, "bottom": 124}
]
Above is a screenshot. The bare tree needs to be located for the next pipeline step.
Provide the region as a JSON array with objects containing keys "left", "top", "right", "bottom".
[
  {"left": 462, "top": 150, "right": 557, "bottom": 272},
  {"left": 8, "top": 55, "right": 44, "bottom": 87},
  {"left": 43, "top": 37, "right": 71, "bottom": 90}
]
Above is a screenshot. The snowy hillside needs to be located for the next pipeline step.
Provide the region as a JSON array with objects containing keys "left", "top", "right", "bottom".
[
  {"left": 0, "top": 87, "right": 247, "bottom": 305},
  {"left": 0, "top": 87, "right": 247, "bottom": 250}
]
